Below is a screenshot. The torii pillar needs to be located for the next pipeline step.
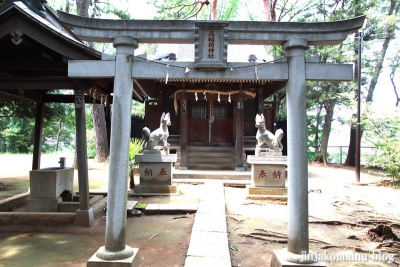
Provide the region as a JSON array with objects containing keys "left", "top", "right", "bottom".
[
  {"left": 285, "top": 39, "right": 309, "bottom": 255},
  {"left": 271, "top": 39, "right": 324, "bottom": 266},
  {"left": 87, "top": 36, "right": 140, "bottom": 266}
]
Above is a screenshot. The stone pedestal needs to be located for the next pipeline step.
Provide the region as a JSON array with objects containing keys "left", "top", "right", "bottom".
[
  {"left": 246, "top": 155, "right": 287, "bottom": 203},
  {"left": 134, "top": 152, "right": 178, "bottom": 195},
  {"left": 26, "top": 167, "right": 74, "bottom": 212},
  {"left": 87, "top": 247, "right": 140, "bottom": 267},
  {"left": 271, "top": 249, "right": 326, "bottom": 267},
  {"left": 74, "top": 208, "right": 94, "bottom": 227}
]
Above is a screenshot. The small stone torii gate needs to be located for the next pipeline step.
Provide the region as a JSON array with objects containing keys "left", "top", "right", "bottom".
[{"left": 57, "top": 11, "right": 365, "bottom": 266}]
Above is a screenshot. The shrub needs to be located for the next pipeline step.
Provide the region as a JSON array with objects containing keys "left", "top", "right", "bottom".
[{"left": 364, "top": 109, "right": 400, "bottom": 181}]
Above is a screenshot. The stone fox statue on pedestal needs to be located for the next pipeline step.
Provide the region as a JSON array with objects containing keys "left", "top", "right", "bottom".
[
  {"left": 142, "top": 112, "right": 171, "bottom": 154},
  {"left": 255, "top": 114, "right": 284, "bottom": 152}
]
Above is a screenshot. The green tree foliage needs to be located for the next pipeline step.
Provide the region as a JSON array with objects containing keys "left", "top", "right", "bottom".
[
  {"left": 131, "top": 100, "right": 145, "bottom": 118},
  {"left": 42, "top": 102, "right": 76, "bottom": 152},
  {"left": 364, "top": 108, "right": 400, "bottom": 180},
  {"left": 0, "top": 92, "right": 75, "bottom": 153},
  {"left": 305, "top": 42, "right": 356, "bottom": 163},
  {"left": 1, "top": 118, "right": 34, "bottom": 153},
  {"left": 0, "top": 92, "right": 36, "bottom": 118}
]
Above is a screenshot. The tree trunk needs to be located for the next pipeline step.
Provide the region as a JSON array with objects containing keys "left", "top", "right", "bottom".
[
  {"left": 319, "top": 100, "right": 335, "bottom": 165},
  {"left": 210, "top": 0, "right": 218, "bottom": 20},
  {"left": 270, "top": 0, "right": 277, "bottom": 21},
  {"left": 263, "top": 0, "right": 271, "bottom": 21},
  {"left": 76, "top": 0, "right": 89, "bottom": 17},
  {"left": 344, "top": 117, "right": 356, "bottom": 166},
  {"left": 54, "top": 118, "right": 62, "bottom": 152},
  {"left": 93, "top": 103, "right": 109, "bottom": 162},
  {"left": 390, "top": 73, "right": 399, "bottom": 106}
]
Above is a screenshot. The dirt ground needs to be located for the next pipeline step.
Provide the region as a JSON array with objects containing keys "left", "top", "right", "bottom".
[
  {"left": 226, "top": 164, "right": 400, "bottom": 267},
  {"left": 0, "top": 154, "right": 399, "bottom": 267}
]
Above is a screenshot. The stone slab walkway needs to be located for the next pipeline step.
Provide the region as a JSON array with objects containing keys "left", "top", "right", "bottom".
[
  {"left": 144, "top": 203, "right": 198, "bottom": 215},
  {"left": 184, "top": 181, "right": 231, "bottom": 267}
]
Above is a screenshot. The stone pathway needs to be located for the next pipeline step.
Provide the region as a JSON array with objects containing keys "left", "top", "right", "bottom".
[{"left": 184, "top": 181, "right": 231, "bottom": 267}]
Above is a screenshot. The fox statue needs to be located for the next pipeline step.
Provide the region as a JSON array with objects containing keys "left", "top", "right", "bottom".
[
  {"left": 142, "top": 112, "right": 171, "bottom": 154},
  {"left": 255, "top": 113, "right": 284, "bottom": 153}
]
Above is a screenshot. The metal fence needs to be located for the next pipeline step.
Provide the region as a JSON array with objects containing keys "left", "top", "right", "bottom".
[{"left": 326, "top": 146, "right": 376, "bottom": 164}]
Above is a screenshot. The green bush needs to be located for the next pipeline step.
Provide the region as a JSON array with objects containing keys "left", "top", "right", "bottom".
[
  {"left": 366, "top": 139, "right": 400, "bottom": 180},
  {"left": 87, "top": 148, "right": 96, "bottom": 159},
  {"left": 364, "top": 109, "right": 400, "bottom": 181},
  {"left": 86, "top": 129, "right": 96, "bottom": 159},
  {"left": 129, "top": 138, "right": 143, "bottom": 166},
  {"left": 307, "top": 151, "right": 316, "bottom": 162}
]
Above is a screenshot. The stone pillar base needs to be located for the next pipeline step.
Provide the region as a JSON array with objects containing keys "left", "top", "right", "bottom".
[
  {"left": 74, "top": 208, "right": 94, "bottom": 227},
  {"left": 348, "top": 182, "right": 369, "bottom": 186},
  {"left": 271, "top": 249, "right": 326, "bottom": 267},
  {"left": 235, "top": 166, "right": 246, "bottom": 171},
  {"left": 132, "top": 184, "right": 178, "bottom": 196},
  {"left": 87, "top": 247, "right": 140, "bottom": 267}
]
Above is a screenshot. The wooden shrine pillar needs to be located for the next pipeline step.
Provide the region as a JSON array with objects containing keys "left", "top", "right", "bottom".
[
  {"left": 158, "top": 90, "right": 164, "bottom": 115},
  {"left": 235, "top": 89, "right": 244, "bottom": 171},
  {"left": 258, "top": 89, "right": 263, "bottom": 114},
  {"left": 180, "top": 89, "right": 188, "bottom": 170},
  {"left": 32, "top": 102, "right": 44, "bottom": 170},
  {"left": 104, "top": 95, "right": 111, "bottom": 148},
  {"left": 74, "top": 84, "right": 94, "bottom": 227}
]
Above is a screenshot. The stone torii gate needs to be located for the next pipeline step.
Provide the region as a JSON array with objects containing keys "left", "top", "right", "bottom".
[{"left": 57, "top": 11, "right": 365, "bottom": 266}]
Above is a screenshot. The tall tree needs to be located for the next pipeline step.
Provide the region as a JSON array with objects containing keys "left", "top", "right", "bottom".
[
  {"left": 74, "top": 0, "right": 134, "bottom": 162},
  {"left": 74, "top": 0, "right": 108, "bottom": 163},
  {"left": 344, "top": 0, "right": 400, "bottom": 166}
]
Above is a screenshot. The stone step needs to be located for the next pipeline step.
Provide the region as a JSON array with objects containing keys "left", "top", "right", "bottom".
[
  {"left": 173, "top": 171, "right": 250, "bottom": 180},
  {"left": 187, "top": 146, "right": 235, "bottom": 152},
  {"left": 175, "top": 146, "right": 239, "bottom": 170},
  {"left": 187, "top": 151, "right": 235, "bottom": 158},
  {"left": 187, "top": 157, "right": 235, "bottom": 164},
  {"left": 186, "top": 163, "right": 235, "bottom": 170},
  {"left": 246, "top": 194, "right": 288, "bottom": 204},
  {"left": 248, "top": 187, "right": 287, "bottom": 195}
]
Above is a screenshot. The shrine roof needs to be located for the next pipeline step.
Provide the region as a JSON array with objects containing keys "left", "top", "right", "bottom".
[{"left": 0, "top": 1, "right": 101, "bottom": 60}]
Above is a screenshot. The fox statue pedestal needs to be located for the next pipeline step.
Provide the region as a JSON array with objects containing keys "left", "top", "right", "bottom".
[
  {"left": 133, "top": 151, "right": 178, "bottom": 196},
  {"left": 246, "top": 155, "right": 287, "bottom": 204}
]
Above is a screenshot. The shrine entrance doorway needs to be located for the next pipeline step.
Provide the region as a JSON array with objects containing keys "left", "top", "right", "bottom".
[{"left": 187, "top": 100, "right": 233, "bottom": 144}]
